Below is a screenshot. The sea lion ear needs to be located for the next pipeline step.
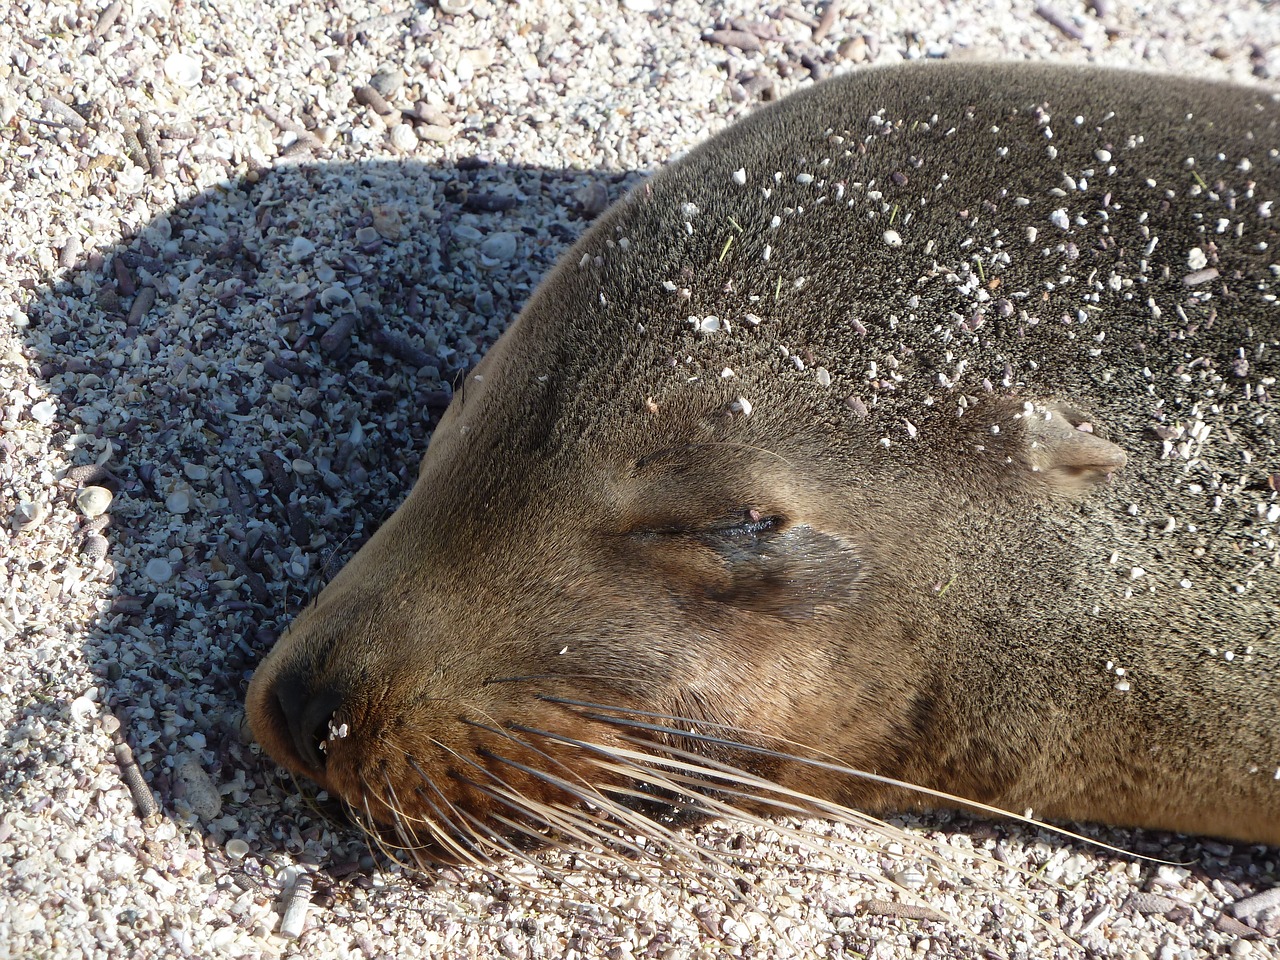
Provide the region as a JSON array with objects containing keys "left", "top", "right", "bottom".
[{"left": 1018, "top": 401, "right": 1127, "bottom": 496}]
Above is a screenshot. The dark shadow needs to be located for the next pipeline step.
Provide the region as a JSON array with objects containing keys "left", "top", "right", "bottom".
[{"left": 16, "top": 155, "right": 640, "bottom": 873}]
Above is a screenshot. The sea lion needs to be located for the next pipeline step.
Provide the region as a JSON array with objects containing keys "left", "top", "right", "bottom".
[{"left": 246, "top": 61, "right": 1280, "bottom": 854}]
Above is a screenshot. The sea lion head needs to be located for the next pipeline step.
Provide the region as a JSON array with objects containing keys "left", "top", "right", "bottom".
[{"left": 246, "top": 63, "right": 1156, "bottom": 857}]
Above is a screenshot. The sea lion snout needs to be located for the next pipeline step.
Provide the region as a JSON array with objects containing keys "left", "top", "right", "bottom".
[{"left": 263, "top": 665, "right": 342, "bottom": 775}]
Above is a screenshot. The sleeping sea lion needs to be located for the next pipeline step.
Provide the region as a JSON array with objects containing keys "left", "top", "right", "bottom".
[{"left": 247, "top": 62, "right": 1280, "bottom": 851}]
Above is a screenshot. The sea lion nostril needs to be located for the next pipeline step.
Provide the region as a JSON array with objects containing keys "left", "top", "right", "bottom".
[{"left": 273, "top": 672, "right": 345, "bottom": 773}]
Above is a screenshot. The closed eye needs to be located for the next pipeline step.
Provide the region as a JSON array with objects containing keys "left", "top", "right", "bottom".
[{"left": 629, "top": 509, "right": 785, "bottom": 541}]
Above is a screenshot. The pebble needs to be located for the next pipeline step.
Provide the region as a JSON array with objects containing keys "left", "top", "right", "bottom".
[
  {"left": 69, "top": 695, "right": 97, "bottom": 724},
  {"left": 480, "top": 232, "right": 518, "bottom": 264},
  {"left": 288, "top": 237, "right": 316, "bottom": 261},
  {"left": 390, "top": 123, "right": 418, "bottom": 151},
  {"left": 165, "top": 488, "right": 192, "bottom": 515},
  {"left": 29, "top": 399, "right": 58, "bottom": 425},
  {"left": 173, "top": 755, "right": 222, "bottom": 821},
  {"left": 162, "top": 52, "right": 202, "bottom": 87},
  {"left": 74, "top": 486, "right": 113, "bottom": 518},
  {"left": 226, "top": 838, "right": 250, "bottom": 860},
  {"left": 416, "top": 123, "right": 456, "bottom": 143},
  {"left": 369, "top": 67, "right": 405, "bottom": 97},
  {"left": 144, "top": 558, "right": 173, "bottom": 583}
]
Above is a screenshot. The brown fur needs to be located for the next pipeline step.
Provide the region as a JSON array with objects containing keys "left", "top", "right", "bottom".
[{"left": 247, "top": 62, "right": 1280, "bottom": 848}]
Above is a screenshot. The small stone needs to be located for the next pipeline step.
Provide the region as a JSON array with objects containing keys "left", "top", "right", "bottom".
[
  {"left": 437, "top": 0, "right": 473, "bottom": 13},
  {"left": 390, "top": 123, "right": 417, "bottom": 151},
  {"left": 371, "top": 205, "right": 404, "bottom": 240},
  {"left": 75, "top": 486, "right": 113, "bottom": 518},
  {"left": 163, "top": 52, "right": 202, "bottom": 88},
  {"left": 145, "top": 558, "right": 173, "bottom": 583},
  {"left": 480, "top": 232, "right": 518, "bottom": 264},
  {"left": 226, "top": 838, "right": 250, "bottom": 860},
  {"left": 415, "top": 123, "right": 456, "bottom": 143},
  {"left": 30, "top": 399, "right": 58, "bottom": 425},
  {"left": 173, "top": 755, "right": 222, "bottom": 821},
  {"left": 573, "top": 180, "right": 610, "bottom": 217},
  {"left": 182, "top": 463, "right": 209, "bottom": 481},
  {"left": 369, "top": 67, "right": 405, "bottom": 98},
  {"left": 288, "top": 237, "right": 316, "bottom": 262},
  {"left": 166, "top": 488, "right": 191, "bottom": 515}
]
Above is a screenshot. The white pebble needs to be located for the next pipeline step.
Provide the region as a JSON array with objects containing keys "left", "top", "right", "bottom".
[
  {"left": 30, "top": 399, "right": 58, "bottom": 425},
  {"left": 166, "top": 489, "right": 191, "bottom": 515},
  {"left": 145, "top": 558, "right": 173, "bottom": 583},
  {"left": 1187, "top": 246, "right": 1208, "bottom": 269},
  {"left": 732, "top": 167, "right": 746, "bottom": 185},
  {"left": 390, "top": 123, "right": 417, "bottom": 152},
  {"left": 226, "top": 839, "right": 250, "bottom": 860},
  {"left": 1049, "top": 208, "right": 1070, "bottom": 230},
  {"left": 288, "top": 237, "right": 316, "bottom": 261},
  {"left": 174, "top": 755, "right": 222, "bottom": 821},
  {"left": 480, "top": 232, "right": 518, "bottom": 263},
  {"left": 75, "top": 486, "right": 113, "bottom": 518},
  {"left": 883, "top": 229, "right": 902, "bottom": 246},
  {"left": 163, "top": 52, "right": 202, "bottom": 88}
]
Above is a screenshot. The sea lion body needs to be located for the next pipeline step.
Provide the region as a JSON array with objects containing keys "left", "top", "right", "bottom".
[{"left": 248, "top": 63, "right": 1280, "bottom": 847}]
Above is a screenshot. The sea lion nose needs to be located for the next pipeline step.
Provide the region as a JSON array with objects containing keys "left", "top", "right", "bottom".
[{"left": 272, "top": 671, "right": 345, "bottom": 773}]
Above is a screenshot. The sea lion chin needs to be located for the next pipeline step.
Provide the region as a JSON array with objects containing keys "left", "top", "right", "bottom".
[{"left": 246, "top": 61, "right": 1280, "bottom": 855}]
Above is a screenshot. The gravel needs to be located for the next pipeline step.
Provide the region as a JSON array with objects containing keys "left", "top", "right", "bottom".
[{"left": 2, "top": 1, "right": 1279, "bottom": 958}]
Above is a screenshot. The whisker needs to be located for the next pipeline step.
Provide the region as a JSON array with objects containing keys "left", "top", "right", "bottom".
[{"left": 541, "top": 697, "right": 1149, "bottom": 860}]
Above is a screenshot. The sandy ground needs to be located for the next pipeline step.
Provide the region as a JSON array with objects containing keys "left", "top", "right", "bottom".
[{"left": 2, "top": 0, "right": 1279, "bottom": 957}]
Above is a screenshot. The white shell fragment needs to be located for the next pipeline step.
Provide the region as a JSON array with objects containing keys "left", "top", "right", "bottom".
[
  {"left": 29, "top": 399, "right": 58, "bottom": 425},
  {"left": 144, "top": 558, "right": 174, "bottom": 584},
  {"left": 162, "top": 52, "right": 202, "bottom": 87},
  {"left": 74, "top": 486, "right": 113, "bottom": 518}
]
